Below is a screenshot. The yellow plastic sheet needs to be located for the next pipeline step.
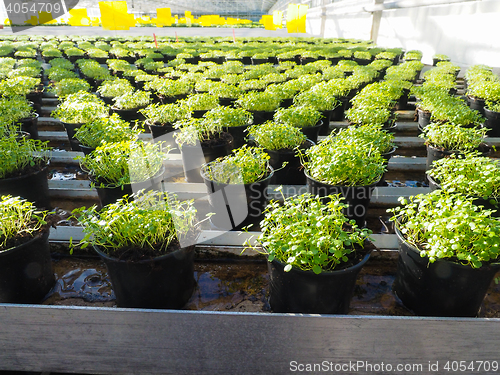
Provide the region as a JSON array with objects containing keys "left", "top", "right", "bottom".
[
  {"left": 99, "top": 1, "right": 132, "bottom": 30},
  {"left": 286, "top": 3, "right": 298, "bottom": 33},
  {"left": 156, "top": 8, "right": 172, "bottom": 27}
]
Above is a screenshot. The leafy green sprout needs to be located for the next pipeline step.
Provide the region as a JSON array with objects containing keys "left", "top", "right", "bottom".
[
  {"left": 173, "top": 117, "right": 225, "bottom": 147},
  {"left": 274, "top": 105, "right": 323, "bottom": 128},
  {"left": 71, "top": 190, "right": 197, "bottom": 256},
  {"left": 77, "top": 140, "right": 168, "bottom": 189},
  {"left": 253, "top": 192, "right": 372, "bottom": 274},
  {"left": 388, "top": 190, "right": 500, "bottom": 268},
  {"left": 51, "top": 91, "right": 109, "bottom": 124},
  {"left": 201, "top": 145, "right": 270, "bottom": 185},
  {"left": 113, "top": 90, "right": 151, "bottom": 110},
  {"left": 0, "top": 135, "right": 51, "bottom": 179},
  {"left": 51, "top": 78, "right": 90, "bottom": 97},
  {"left": 427, "top": 153, "right": 500, "bottom": 200},
  {"left": 247, "top": 121, "right": 306, "bottom": 151},
  {"left": 74, "top": 114, "right": 141, "bottom": 149},
  {"left": 235, "top": 91, "right": 281, "bottom": 112},
  {"left": 97, "top": 78, "right": 134, "bottom": 99},
  {"left": 302, "top": 136, "right": 386, "bottom": 186},
  {"left": 140, "top": 102, "right": 191, "bottom": 125},
  {"left": 202, "top": 107, "right": 253, "bottom": 128},
  {"left": 420, "top": 122, "right": 487, "bottom": 152},
  {"left": 0, "top": 195, "right": 48, "bottom": 251},
  {"left": 335, "top": 124, "right": 395, "bottom": 154}
]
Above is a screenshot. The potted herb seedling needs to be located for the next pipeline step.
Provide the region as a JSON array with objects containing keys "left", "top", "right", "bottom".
[
  {"left": 345, "top": 106, "right": 396, "bottom": 131},
  {"left": 174, "top": 117, "right": 234, "bottom": 183},
  {"left": 426, "top": 153, "right": 500, "bottom": 212},
  {"left": 0, "top": 134, "right": 51, "bottom": 209},
  {"left": 419, "top": 122, "right": 489, "bottom": 170},
  {"left": 96, "top": 78, "right": 134, "bottom": 105},
  {"left": 140, "top": 102, "right": 191, "bottom": 141},
  {"left": 252, "top": 192, "right": 372, "bottom": 314},
  {"left": 432, "top": 53, "right": 450, "bottom": 66},
  {"left": 203, "top": 106, "right": 253, "bottom": 149},
  {"left": 77, "top": 140, "right": 167, "bottom": 207},
  {"left": 235, "top": 91, "right": 281, "bottom": 125},
  {"left": 248, "top": 121, "right": 313, "bottom": 185},
  {"left": 51, "top": 91, "right": 109, "bottom": 151},
  {"left": 111, "top": 90, "right": 151, "bottom": 123},
  {"left": 200, "top": 146, "right": 273, "bottom": 230},
  {"left": 388, "top": 190, "right": 500, "bottom": 316},
  {"left": 484, "top": 100, "right": 500, "bottom": 136},
  {"left": 72, "top": 190, "right": 198, "bottom": 309},
  {"left": 0, "top": 96, "right": 38, "bottom": 138},
  {"left": 293, "top": 89, "right": 342, "bottom": 134},
  {"left": 0, "top": 195, "right": 55, "bottom": 303},
  {"left": 144, "top": 78, "right": 192, "bottom": 104},
  {"left": 209, "top": 83, "right": 243, "bottom": 106},
  {"left": 50, "top": 78, "right": 90, "bottom": 98},
  {"left": 180, "top": 93, "right": 220, "bottom": 118},
  {"left": 274, "top": 105, "right": 323, "bottom": 143},
  {"left": 302, "top": 135, "right": 386, "bottom": 227},
  {"left": 74, "top": 113, "right": 141, "bottom": 155}
]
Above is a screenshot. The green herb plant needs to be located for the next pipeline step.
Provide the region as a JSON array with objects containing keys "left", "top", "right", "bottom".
[
  {"left": 254, "top": 192, "right": 372, "bottom": 274},
  {"left": 247, "top": 121, "right": 306, "bottom": 150}
]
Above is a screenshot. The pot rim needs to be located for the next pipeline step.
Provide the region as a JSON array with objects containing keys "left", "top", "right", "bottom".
[
  {"left": 0, "top": 164, "right": 48, "bottom": 182},
  {"left": 200, "top": 164, "right": 275, "bottom": 187},
  {"left": 93, "top": 242, "right": 195, "bottom": 265},
  {"left": 304, "top": 169, "right": 382, "bottom": 188},
  {"left": 89, "top": 164, "right": 165, "bottom": 189},
  {"left": 263, "top": 138, "right": 315, "bottom": 154},
  {"left": 269, "top": 246, "right": 371, "bottom": 276},
  {"left": 0, "top": 229, "right": 49, "bottom": 256},
  {"left": 394, "top": 217, "right": 500, "bottom": 268}
]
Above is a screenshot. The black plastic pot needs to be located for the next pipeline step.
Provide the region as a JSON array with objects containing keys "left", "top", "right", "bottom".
[
  {"left": 225, "top": 124, "right": 251, "bottom": 150},
  {"left": 467, "top": 95, "right": 486, "bottom": 115},
  {"left": 377, "top": 146, "right": 397, "bottom": 186},
  {"left": 417, "top": 108, "right": 431, "bottom": 130},
  {"left": 110, "top": 106, "right": 146, "bottom": 123},
  {"left": 90, "top": 167, "right": 164, "bottom": 208},
  {"left": 249, "top": 110, "right": 275, "bottom": 125},
  {"left": 16, "top": 113, "right": 39, "bottom": 139},
  {"left": 0, "top": 230, "right": 55, "bottom": 304},
  {"left": 393, "top": 225, "right": 500, "bottom": 317},
  {"left": 330, "top": 105, "right": 344, "bottom": 122},
  {"left": 424, "top": 144, "right": 493, "bottom": 171},
  {"left": 251, "top": 57, "right": 269, "bottom": 65},
  {"left": 61, "top": 121, "right": 83, "bottom": 151},
  {"left": 145, "top": 120, "right": 179, "bottom": 153},
  {"left": 94, "top": 244, "right": 196, "bottom": 309},
  {"left": 298, "top": 120, "right": 322, "bottom": 144},
  {"left": 201, "top": 166, "right": 274, "bottom": 231},
  {"left": 179, "top": 134, "right": 233, "bottom": 183},
  {"left": 79, "top": 144, "right": 95, "bottom": 156},
  {"left": 265, "top": 140, "right": 314, "bottom": 185},
  {"left": 0, "top": 167, "right": 51, "bottom": 209},
  {"left": 219, "top": 97, "right": 237, "bottom": 107},
  {"left": 319, "top": 110, "right": 333, "bottom": 136},
  {"left": 305, "top": 171, "right": 378, "bottom": 228},
  {"left": 394, "top": 88, "right": 410, "bottom": 110},
  {"left": 26, "top": 90, "right": 43, "bottom": 114},
  {"left": 483, "top": 107, "right": 500, "bottom": 137},
  {"left": 268, "top": 251, "right": 371, "bottom": 314}
]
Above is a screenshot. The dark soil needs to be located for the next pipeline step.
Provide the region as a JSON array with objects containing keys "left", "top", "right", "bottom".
[{"left": 200, "top": 131, "right": 233, "bottom": 149}]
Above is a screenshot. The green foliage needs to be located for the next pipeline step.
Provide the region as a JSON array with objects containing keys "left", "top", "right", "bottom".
[
  {"left": 52, "top": 91, "right": 109, "bottom": 124},
  {"left": 180, "top": 93, "right": 219, "bottom": 111},
  {"left": 174, "top": 117, "right": 224, "bottom": 147},
  {"left": 201, "top": 145, "right": 270, "bottom": 184},
  {"left": 274, "top": 105, "right": 322, "bottom": 128},
  {"left": 247, "top": 121, "right": 306, "bottom": 151},
  {"left": 420, "top": 122, "right": 487, "bottom": 152},
  {"left": 77, "top": 140, "right": 167, "bottom": 188},
  {"left": 145, "top": 77, "right": 193, "bottom": 97},
  {"left": 203, "top": 106, "right": 252, "bottom": 128},
  {"left": 236, "top": 91, "right": 281, "bottom": 112},
  {"left": 140, "top": 102, "right": 191, "bottom": 125},
  {"left": 256, "top": 193, "right": 372, "bottom": 274},
  {"left": 335, "top": 124, "right": 395, "bottom": 154},
  {"left": 0, "top": 195, "right": 48, "bottom": 251},
  {"left": 427, "top": 153, "right": 500, "bottom": 200},
  {"left": 72, "top": 190, "right": 197, "bottom": 254},
  {"left": 303, "top": 136, "right": 386, "bottom": 186},
  {"left": 0, "top": 96, "right": 35, "bottom": 122},
  {"left": 51, "top": 78, "right": 90, "bottom": 97},
  {"left": 0, "top": 134, "right": 51, "bottom": 179},
  {"left": 345, "top": 106, "right": 394, "bottom": 126},
  {"left": 388, "top": 190, "right": 500, "bottom": 268},
  {"left": 74, "top": 114, "right": 141, "bottom": 148},
  {"left": 47, "top": 67, "right": 77, "bottom": 82},
  {"left": 97, "top": 78, "right": 134, "bottom": 99},
  {"left": 293, "top": 89, "right": 340, "bottom": 111},
  {"left": 113, "top": 90, "right": 151, "bottom": 110}
]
